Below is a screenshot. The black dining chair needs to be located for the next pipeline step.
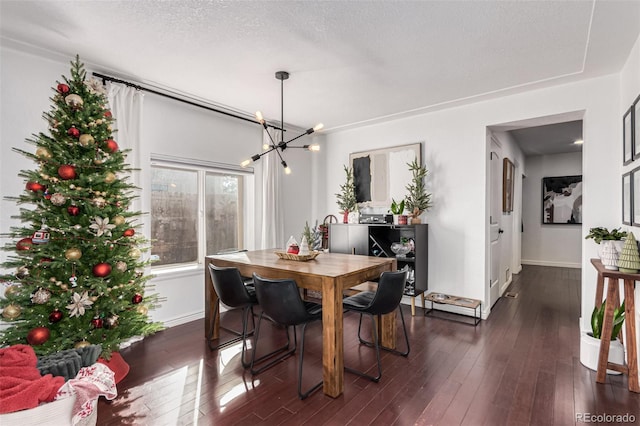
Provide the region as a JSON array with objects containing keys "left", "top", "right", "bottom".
[
  {"left": 251, "top": 273, "right": 323, "bottom": 400},
  {"left": 207, "top": 263, "right": 258, "bottom": 367},
  {"left": 342, "top": 270, "right": 410, "bottom": 382}
]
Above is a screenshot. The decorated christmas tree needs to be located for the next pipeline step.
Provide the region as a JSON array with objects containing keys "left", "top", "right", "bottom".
[
  {"left": 0, "top": 56, "right": 162, "bottom": 358},
  {"left": 617, "top": 232, "right": 640, "bottom": 274},
  {"left": 335, "top": 165, "right": 357, "bottom": 218}
]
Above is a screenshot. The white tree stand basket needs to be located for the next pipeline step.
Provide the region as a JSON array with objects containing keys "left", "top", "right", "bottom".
[{"left": 0, "top": 394, "right": 97, "bottom": 426}]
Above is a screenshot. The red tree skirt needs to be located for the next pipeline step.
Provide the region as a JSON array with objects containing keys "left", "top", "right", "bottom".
[{"left": 97, "top": 352, "right": 129, "bottom": 384}]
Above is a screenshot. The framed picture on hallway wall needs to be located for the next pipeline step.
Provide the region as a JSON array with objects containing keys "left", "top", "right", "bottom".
[
  {"left": 623, "top": 171, "right": 632, "bottom": 226},
  {"left": 624, "top": 107, "right": 634, "bottom": 164},
  {"left": 633, "top": 167, "right": 640, "bottom": 227},
  {"left": 503, "top": 158, "right": 515, "bottom": 212},
  {"left": 634, "top": 94, "right": 640, "bottom": 158},
  {"left": 542, "top": 175, "right": 582, "bottom": 224}
]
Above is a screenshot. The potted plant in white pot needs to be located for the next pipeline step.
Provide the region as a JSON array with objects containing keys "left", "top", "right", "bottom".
[
  {"left": 335, "top": 165, "right": 358, "bottom": 224},
  {"left": 579, "top": 299, "right": 625, "bottom": 374},
  {"left": 585, "top": 227, "right": 627, "bottom": 258},
  {"left": 389, "top": 199, "right": 407, "bottom": 225},
  {"left": 404, "top": 158, "right": 432, "bottom": 224}
]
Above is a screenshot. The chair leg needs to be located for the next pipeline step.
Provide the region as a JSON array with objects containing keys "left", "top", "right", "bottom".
[
  {"left": 355, "top": 307, "right": 410, "bottom": 357},
  {"left": 297, "top": 322, "right": 323, "bottom": 400},
  {"left": 346, "top": 312, "right": 382, "bottom": 382},
  {"left": 250, "top": 312, "right": 296, "bottom": 375}
]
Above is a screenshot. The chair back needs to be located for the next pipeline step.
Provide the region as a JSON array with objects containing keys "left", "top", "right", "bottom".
[
  {"left": 252, "top": 274, "right": 312, "bottom": 326},
  {"left": 208, "top": 263, "right": 252, "bottom": 308},
  {"left": 364, "top": 270, "right": 407, "bottom": 315}
]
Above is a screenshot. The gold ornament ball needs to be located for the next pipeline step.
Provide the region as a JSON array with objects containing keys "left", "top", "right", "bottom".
[
  {"left": 104, "top": 172, "right": 117, "bottom": 183},
  {"left": 64, "top": 93, "right": 84, "bottom": 109},
  {"left": 35, "top": 147, "right": 52, "bottom": 159},
  {"left": 136, "top": 305, "right": 149, "bottom": 315},
  {"left": 4, "top": 285, "right": 21, "bottom": 298},
  {"left": 75, "top": 340, "right": 91, "bottom": 349},
  {"left": 115, "top": 261, "right": 128, "bottom": 272},
  {"left": 129, "top": 248, "right": 142, "bottom": 259},
  {"left": 78, "top": 134, "right": 95, "bottom": 146},
  {"left": 65, "top": 247, "right": 82, "bottom": 261},
  {"left": 2, "top": 304, "right": 21, "bottom": 320},
  {"left": 113, "top": 215, "right": 126, "bottom": 226}
]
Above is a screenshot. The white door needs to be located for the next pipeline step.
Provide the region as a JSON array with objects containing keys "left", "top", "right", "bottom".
[{"left": 489, "top": 138, "right": 503, "bottom": 308}]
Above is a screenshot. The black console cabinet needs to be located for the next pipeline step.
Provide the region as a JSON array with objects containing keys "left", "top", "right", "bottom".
[{"left": 329, "top": 224, "right": 428, "bottom": 303}]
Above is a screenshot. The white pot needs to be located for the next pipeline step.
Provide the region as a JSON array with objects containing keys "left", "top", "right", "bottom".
[
  {"left": 579, "top": 332, "right": 624, "bottom": 375},
  {"left": 597, "top": 240, "right": 625, "bottom": 259},
  {"left": 347, "top": 211, "right": 360, "bottom": 224}
]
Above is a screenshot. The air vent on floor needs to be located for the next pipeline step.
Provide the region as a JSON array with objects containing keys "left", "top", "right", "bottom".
[{"left": 505, "top": 292, "right": 518, "bottom": 298}]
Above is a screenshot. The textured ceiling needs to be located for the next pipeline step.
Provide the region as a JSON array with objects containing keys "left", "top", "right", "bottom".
[{"left": 1, "top": 0, "right": 639, "bottom": 139}]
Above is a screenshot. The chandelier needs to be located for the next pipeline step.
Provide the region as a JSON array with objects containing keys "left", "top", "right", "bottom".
[{"left": 241, "top": 71, "right": 322, "bottom": 174}]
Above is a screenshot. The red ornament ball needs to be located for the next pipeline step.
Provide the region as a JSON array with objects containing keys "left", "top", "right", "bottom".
[
  {"left": 67, "top": 205, "right": 80, "bottom": 216},
  {"left": 132, "top": 293, "right": 143, "bottom": 304},
  {"left": 91, "top": 316, "right": 103, "bottom": 329},
  {"left": 57, "top": 83, "right": 70, "bottom": 94},
  {"left": 58, "top": 165, "right": 77, "bottom": 180},
  {"left": 16, "top": 238, "right": 33, "bottom": 251},
  {"left": 105, "top": 139, "right": 119, "bottom": 153},
  {"left": 26, "top": 182, "right": 45, "bottom": 192},
  {"left": 104, "top": 110, "right": 112, "bottom": 118},
  {"left": 27, "top": 326, "right": 50, "bottom": 345},
  {"left": 49, "top": 310, "right": 63, "bottom": 323},
  {"left": 67, "top": 127, "right": 80, "bottom": 138},
  {"left": 123, "top": 228, "right": 135, "bottom": 237},
  {"left": 92, "top": 263, "right": 112, "bottom": 278}
]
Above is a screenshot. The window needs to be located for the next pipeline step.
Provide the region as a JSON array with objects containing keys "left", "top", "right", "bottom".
[{"left": 150, "top": 157, "right": 251, "bottom": 268}]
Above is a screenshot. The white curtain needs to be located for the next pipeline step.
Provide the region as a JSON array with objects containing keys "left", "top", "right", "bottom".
[
  {"left": 106, "top": 82, "right": 145, "bottom": 215},
  {"left": 261, "top": 129, "right": 284, "bottom": 249}
]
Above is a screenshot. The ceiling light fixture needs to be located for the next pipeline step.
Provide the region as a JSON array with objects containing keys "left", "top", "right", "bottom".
[
  {"left": 573, "top": 139, "right": 584, "bottom": 145},
  {"left": 240, "top": 71, "right": 322, "bottom": 174}
]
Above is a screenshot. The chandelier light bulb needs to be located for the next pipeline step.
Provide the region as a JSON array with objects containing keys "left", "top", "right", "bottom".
[
  {"left": 263, "top": 143, "right": 270, "bottom": 150},
  {"left": 240, "top": 159, "right": 251, "bottom": 168},
  {"left": 308, "top": 144, "right": 320, "bottom": 152},
  {"left": 255, "top": 111, "right": 265, "bottom": 124},
  {"left": 284, "top": 166, "right": 292, "bottom": 175},
  {"left": 313, "top": 123, "right": 324, "bottom": 132}
]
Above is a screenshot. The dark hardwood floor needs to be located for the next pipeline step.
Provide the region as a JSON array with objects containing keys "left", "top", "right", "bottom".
[{"left": 98, "top": 266, "right": 640, "bottom": 425}]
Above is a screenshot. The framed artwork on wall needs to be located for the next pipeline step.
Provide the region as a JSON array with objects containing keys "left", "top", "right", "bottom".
[
  {"left": 634, "top": 94, "right": 640, "bottom": 157},
  {"left": 633, "top": 167, "right": 640, "bottom": 227},
  {"left": 623, "top": 171, "right": 632, "bottom": 226},
  {"left": 625, "top": 107, "right": 634, "bottom": 164},
  {"left": 502, "top": 158, "right": 515, "bottom": 212},
  {"left": 542, "top": 175, "right": 582, "bottom": 224}
]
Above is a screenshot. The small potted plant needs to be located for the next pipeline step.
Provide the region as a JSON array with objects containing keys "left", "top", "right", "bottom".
[
  {"left": 585, "top": 227, "right": 627, "bottom": 258},
  {"left": 404, "top": 158, "right": 432, "bottom": 224},
  {"left": 579, "top": 300, "right": 625, "bottom": 374},
  {"left": 335, "top": 165, "right": 358, "bottom": 223},
  {"left": 390, "top": 199, "right": 407, "bottom": 225}
]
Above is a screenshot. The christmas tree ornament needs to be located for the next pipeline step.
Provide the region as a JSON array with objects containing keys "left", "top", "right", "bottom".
[
  {"left": 2, "top": 304, "right": 21, "bottom": 320},
  {"left": 40, "top": 257, "right": 52, "bottom": 266},
  {"left": 123, "top": 228, "right": 135, "bottom": 237},
  {"left": 132, "top": 293, "right": 143, "bottom": 304},
  {"left": 72, "top": 224, "right": 82, "bottom": 231},
  {"left": 49, "top": 309, "right": 63, "bottom": 323},
  {"left": 617, "top": 232, "right": 640, "bottom": 273},
  {"left": 35, "top": 147, "right": 52, "bottom": 158},
  {"left": 50, "top": 192, "right": 67, "bottom": 206},
  {"left": 27, "top": 326, "right": 50, "bottom": 345},
  {"left": 64, "top": 247, "right": 82, "bottom": 261},
  {"left": 93, "top": 153, "right": 104, "bottom": 165},
  {"left": 601, "top": 241, "right": 619, "bottom": 270},
  {"left": 92, "top": 196, "right": 106, "bottom": 208},
  {"left": 104, "top": 314, "right": 119, "bottom": 329},
  {"left": 66, "top": 291, "right": 93, "bottom": 317},
  {"left": 26, "top": 181, "right": 45, "bottom": 192},
  {"left": 78, "top": 134, "right": 95, "bottom": 146},
  {"left": 89, "top": 216, "right": 115, "bottom": 237},
  {"left": 92, "top": 262, "right": 112, "bottom": 277},
  {"left": 85, "top": 77, "right": 106, "bottom": 95},
  {"left": 104, "top": 172, "right": 116, "bottom": 183},
  {"left": 69, "top": 275, "right": 78, "bottom": 287},
  {"left": 16, "top": 237, "right": 33, "bottom": 251},
  {"left": 32, "top": 227, "right": 50, "bottom": 244},
  {"left": 115, "top": 261, "right": 128, "bottom": 273},
  {"left": 129, "top": 248, "right": 142, "bottom": 259},
  {"left": 43, "top": 189, "right": 52, "bottom": 200},
  {"left": 4, "top": 284, "right": 21, "bottom": 298},
  {"left": 105, "top": 139, "right": 119, "bottom": 153},
  {"left": 91, "top": 315, "right": 103, "bottom": 329},
  {"left": 67, "top": 126, "right": 80, "bottom": 138},
  {"left": 75, "top": 340, "right": 91, "bottom": 349},
  {"left": 104, "top": 110, "right": 112, "bottom": 118},
  {"left": 16, "top": 266, "right": 29, "bottom": 279},
  {"left": 136, "top": 305, "right": 148, "bottom": 315},
  {"left": 31, "top": 288, "right": 52, "bottom": 304},
  {"left": 57, "top": 83, "right": 70, "bottom": 94},
  {"left": 58, "top": 164, "right": 76, "bottom": 180},
  {"left": 67, "top": 205, "right": 80, "bottom": 216},
  {"left": 113, "top": 215, "right": 125, "bottom": 226},
  {"left": 64, "top": 93, "right": 83, "bottom": 109}
]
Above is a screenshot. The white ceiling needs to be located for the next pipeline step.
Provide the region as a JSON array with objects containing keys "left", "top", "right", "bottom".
[{"left": 1, "top": 0, "right": 639, "bottom": 142}]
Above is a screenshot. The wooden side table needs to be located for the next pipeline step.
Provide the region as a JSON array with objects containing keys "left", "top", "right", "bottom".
[{"left": 590, "top": 258, "right": 639, "bottom": 392}]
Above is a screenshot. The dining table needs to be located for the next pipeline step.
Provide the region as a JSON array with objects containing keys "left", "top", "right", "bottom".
[{"left": 204, "top": 249, "right": 397, "bottom": 398}]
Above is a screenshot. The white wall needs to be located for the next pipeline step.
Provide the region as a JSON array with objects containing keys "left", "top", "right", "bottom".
[
  {"left": 522, "top": 152, "right": 583, "bottom": 268},
  {"left": 321, "top": 74, "right": 620, "bottom": 320},
  {"left": 0, "top": 46, "right": 317, "bottom": 327}
]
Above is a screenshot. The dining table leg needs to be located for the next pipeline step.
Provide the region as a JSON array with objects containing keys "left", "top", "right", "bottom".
[{"left": 322, "top": 276, "right": 343, "bottom": 398}]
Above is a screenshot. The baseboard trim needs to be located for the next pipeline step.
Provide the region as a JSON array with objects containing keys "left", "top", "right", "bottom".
[
  {"left": 521, "top": 259, "right": 581, "bottom": 269},
  {"left": 161, "top": 311, "right": 204, "bottom": 328}
]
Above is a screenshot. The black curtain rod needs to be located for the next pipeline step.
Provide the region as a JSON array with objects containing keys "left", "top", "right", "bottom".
[{"left": 92, "top": 72, "right": 283, "bottom": 131}]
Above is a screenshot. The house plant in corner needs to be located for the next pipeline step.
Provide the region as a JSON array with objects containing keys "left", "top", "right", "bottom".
[
  {"left": 404, "top": 158, "right": 432, "bottom": 224},
  {"left": 335, "top": 165, "right": 358, "bottom": 223},
  {"left": 579, "top": 299, "right": 625, "bottom": 374}
]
